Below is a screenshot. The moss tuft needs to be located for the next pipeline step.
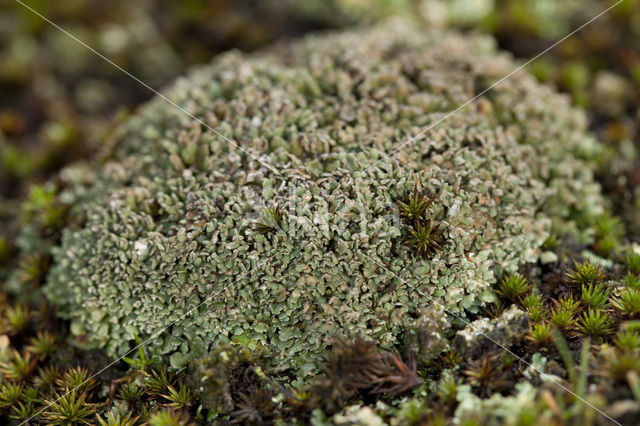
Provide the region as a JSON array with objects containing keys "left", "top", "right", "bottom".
[{"left": 42, "top": 21, "right": 605, "bottom": 376}]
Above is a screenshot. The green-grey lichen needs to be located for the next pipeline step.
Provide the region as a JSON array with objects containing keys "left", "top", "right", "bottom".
[
  {"left": 331, "top": 405, "right": 386, "bottom": 426},
  {"left": 453, "top": 305, "right": 529, "bottom": 359},
  {"left": 404, "top": 302, "right": 451, "bottom": 366},
  {"left": 44, "top": 20, "right": 604, "bottom": 376},
  {"left": 455, "top": 381, "right": 539, "bottom": 425},
  {"left": 188, "top": 344, "right": 256, "bottom": 414}
]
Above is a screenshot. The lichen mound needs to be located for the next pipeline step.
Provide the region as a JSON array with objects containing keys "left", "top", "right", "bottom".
[{"left": 45, "top": 21, "right": 603, "bottom": 374}]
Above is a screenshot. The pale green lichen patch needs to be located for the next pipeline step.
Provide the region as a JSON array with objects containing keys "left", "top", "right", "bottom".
[
  {"left": 453, "top": 305, "right": 530, "bottom": 359},
  {"left": 45, "top": 21, "right": 603, "bottom": 376}
]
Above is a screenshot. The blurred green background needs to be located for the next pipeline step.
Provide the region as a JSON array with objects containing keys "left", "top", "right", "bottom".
[{"left": 1, "top": 0, "right": 639, "bottom": 273}]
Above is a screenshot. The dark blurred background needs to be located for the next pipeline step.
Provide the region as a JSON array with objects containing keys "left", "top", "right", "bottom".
[{"left": 1, "top": 0, "right": 639, "bottom": 271}]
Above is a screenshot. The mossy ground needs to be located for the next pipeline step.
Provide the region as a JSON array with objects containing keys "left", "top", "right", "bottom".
[{"left": 2, "top": 1, "right": 640, "bottom": 425}]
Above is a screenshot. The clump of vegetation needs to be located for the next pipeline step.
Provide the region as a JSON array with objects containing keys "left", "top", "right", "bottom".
[
  {"left": 42, "top": 391, "right": 95, "bottom": 425},
  {"left": 0, "top": 304, "right": 30, "bottom": 336},
  {"left": 0, "top": 285, "right": 202, "bottom": 425},
  {"left": 566, "top": 260, "right": 606, "bottom": 286},
  {"left": 463, "top": 353, "right": 512, "bottom": 397},
  {"left": 97, "top": 410, "right": 140, "bottom": 426},
  {"left": 592, "top": 212, "right": 625, "bottom": 257},
  {"left": 623, "top": 272, "right": 640, "bottom": 289},
  {"left": 403, "top": 220, "right": 446, "bottom": 258},
  {"left": 549, "top": 304, "right": 577, "bottom": 333},
  {"left": 579, "top": 309, "right": 615, "bottom": 338},
  {"left": 612, "top": 287, "right": 640, "bottom": 319},
  {"left": 581, "top": 282, "right": 610, "bottom": 309},
  {"left": 626, "top": 253, "right": 640, "bottom": 276},
  {"left": 521, "top": 293, "right": 546, "bottom": 322},
  {"left": 528, "top": 322, "right": 553, "bottom": 346},
  {"left": 398, "top": 192, "right": 435, "bottom": 226},
  {"left": 255, "top": 206, "right": 284, "bottom": 235},
  {"left": 510, "top": 256, "right": 636, "bottom": 343},
  {"left": 5, "top": 2, "right": 640, "bottom": 424},
  {"left": 398, "top": 190, "right": 447, "bottom": 258},
  {"left": 497, "top": 273, "right": 530, "bottom": 302},
  {"left": 484, "top": 231, "right": 640, "bottom": 422},
  {"left": 43, "top": 21, "right": 606, "bottom": 377},
  {"left": 303, "top": 336, "right": 421, "bottom": 414}
]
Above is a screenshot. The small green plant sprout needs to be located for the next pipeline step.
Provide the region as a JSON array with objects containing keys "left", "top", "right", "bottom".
[
  {"left": 523, "top": 306, "right": 546, "bottom": 324},
  {"left": 594, "top": 234, "right": 619, "bottom": 259},
  {"left": 255, "top": 206, "right": 284, "bottom": 234},
  {"left": 593, "top": 213, "right": 624, "bottom": 257},
  {"left": 549, "top": 306, "right": 577, "bottom": 333},
  {"left": 97, "top": 410, "right": 141, "bottom": 426},
  {"left": 520, "top": 293, "right": 546, "bottom": 322},
  {"left": 21, "top": 183, "right": 67, "bottom": 232},
  {"left": 614, "top": 329, "right": 640, "bottom": 351},
  {"left": 556, "top": 295, "right": 581, "bottom": 315},
  {"left": 123, "top": 335, "right": 157, "bottom": 370},
  {"left": 147, "top": 408, "right": 193, "bottom": 426},
  {"left": 623, "top": 272, "right": 640, "bottom": 290},
  {"left": 56, "top": 366, "right": 97, "bottom": 392},
  {"left": 10, "top": 401, "right": 36, "bottom": 422},
  {"left": 0, "top": 383, "right": 23, "bottom": 408},
  {"left": 602, "top": 347, "right": 640, "bottom": 382},
  {"left": 161, "top": 382, "right": 193, "bottom": 409},
  {"left": 566, "top": 260, "right": 605, "bottom": 285},
  {"left": 232, "top": 388, "right": 277, "bottom": 425},
  {"left": 528, "top": 322, "right": 553, "bottom": 346},
  {"left": 442, "top": 350, "right": 463, "bottom": 368},
  {"left": 542, "top": 234, "right": 558, "bottom": 249},
  {"left": 1, "top": 303, "right": 30, "bottom": 335},
  {"left": 34, "top": 365, "right": 60, "bottom": 389},
  {"left": 496, "top": 273, "right": 530, "bottom": 302},
  {"left": 464, "top": 356, "right": 507, "bottom": 397},
  {"left": 612, "top": 287, "right": 640, "bottom": 318},
  {"left": 398, "top": 191, "right": 435, "bottom": 225},
  {"left": 484, "top": 301, "right": 505, "bottom": 319},
  {"left": 17, "top": 254, "right": 47, "bottom": 287},
  {"left": 144, "top": 367, "right": 176, "bottom": 396},
  {"left": 21, "top": 386, "right": 38, "bottom": 403},
  {"left": 581, "top": 283, "right": 610, "bottom": 309},
  {"left": 43, "top": 390, "right": 95, "bottom": 425},
  {"left": 0, "top": 350, "right": 35, "bottom": 381},
  {"left": 437, "top": 374, "right": 462, "bottom": 403},
  {"left": 26, "top": 331, "right": 57, "bottom": 359},
  {"left": 403, "top": 220, "right": 446, "bottom": 257},
  {"left": 117, "top": 382, "right": 145, "bottom": 406},
  {"left": 626, "top": 252, "right": 640, "bottom": 275},
  {"left": 578, "top": 309, "right": 614, "bottom": 338}
]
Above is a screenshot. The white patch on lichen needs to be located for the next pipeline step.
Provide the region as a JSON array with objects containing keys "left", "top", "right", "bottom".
[{"left": 134, "top": 240, "right": 148, "bottom": 256}]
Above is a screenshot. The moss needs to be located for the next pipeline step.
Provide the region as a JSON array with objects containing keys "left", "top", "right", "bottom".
[
  {"left": 496, "top": 273, "right": 530, "bottom": 302},
  {"left": 566, "top": 260, "right": 606, "bottom": 285},
  {"left": 188, "top": 345, "right": 258, "bottom": 414},
  {"left": 528, "top": 323, "right": 552, "bottom": 346},
  {"left": 0, "top": 298, "right": 200, "bottom": 424},
  {"left": 453, "top": 305, "right": 530, "bottom": 359},
  {"left": 403, "top": 302, "right": 451, "bottom": 366},
  {"left": 43, "top": 21, "right": 604, "bottom": 376}
]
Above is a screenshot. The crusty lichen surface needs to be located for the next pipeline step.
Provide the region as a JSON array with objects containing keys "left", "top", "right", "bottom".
[{"left": 44, "top": 21, "right": 603, "bottom": 375}]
